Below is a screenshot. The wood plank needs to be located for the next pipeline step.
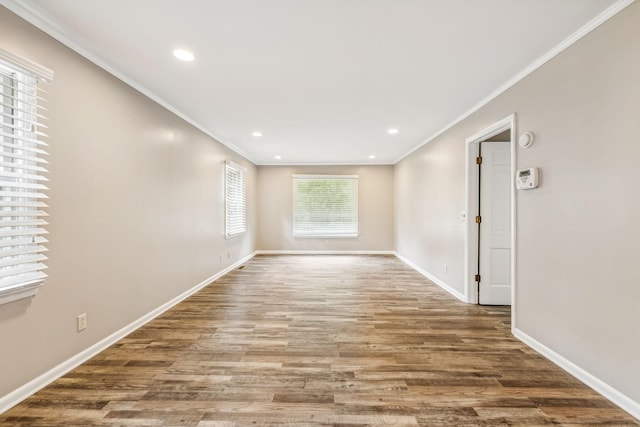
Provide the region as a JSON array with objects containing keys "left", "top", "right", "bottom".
[{"left": 0, "top": 255, "right": 637, "bottom": 426}]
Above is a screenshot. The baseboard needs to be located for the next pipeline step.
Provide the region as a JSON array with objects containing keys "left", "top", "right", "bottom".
[
  {"left": 0, "top": 251, "right": 257, "bottom": 415},
  {"left": 513, "top": 328, "right": 640, "bottom": 421},
  {"left": 256, "top": 250, "right": 395, "bottom": 255},
  {"left": 394, "top": 252, "right": 467, "bottom": 303}
]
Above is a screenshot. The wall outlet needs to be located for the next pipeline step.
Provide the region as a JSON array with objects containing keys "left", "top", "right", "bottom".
[
  {"left": 77, "top": 313, "right": 87, "bottom": 332},
  {"left": 445, "top": 264, "right": 448, "bottom": 273},
  {"left": 227, "top": 251, "right": 230, "bottom": 259},
  {"left": 219, "top": 254, "right": 223, "bottom": 263}
]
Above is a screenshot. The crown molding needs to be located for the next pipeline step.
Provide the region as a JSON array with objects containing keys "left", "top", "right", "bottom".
[{"left": 393, "top": 0, "right": 636, "bottom": 164}]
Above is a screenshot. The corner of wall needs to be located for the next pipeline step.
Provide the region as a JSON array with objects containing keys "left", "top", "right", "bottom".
[{"left": 394, "top": 252, "right": 467, "bottom": 303}]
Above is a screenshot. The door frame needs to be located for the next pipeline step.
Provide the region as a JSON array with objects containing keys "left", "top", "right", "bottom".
[{"left": 464, "top": 114, "right": 517, "bottom": 325}]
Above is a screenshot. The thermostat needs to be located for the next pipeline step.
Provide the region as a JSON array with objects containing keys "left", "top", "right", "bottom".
[{"left": 516, "top": 168, "right": 539, "bottom": 190}]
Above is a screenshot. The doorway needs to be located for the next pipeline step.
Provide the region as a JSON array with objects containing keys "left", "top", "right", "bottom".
[{"left": 464, "top": 115, "right": 516, "bottom": 309}]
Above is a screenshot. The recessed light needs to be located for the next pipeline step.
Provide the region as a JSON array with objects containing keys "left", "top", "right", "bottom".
[
  {"left": 252, "top": 131, "right": 262, "bottom": 137},
  {"left": 387, "top": 128, "right": 399, "bottom": 135},
  {"left": 173, "top": 49, "right": 195, "bottom": 62},
  {"left": 274, "top": 155, "right": 282, "bottom": 160},
  {"left": 368, "top": 155, "right": 376, "bottom": 159}
]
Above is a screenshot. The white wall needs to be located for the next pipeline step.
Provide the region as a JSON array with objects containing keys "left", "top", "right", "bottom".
[
  {"left": 396, "top": 2, "right": 640, "bottom": 406},
  {"left": 257, "top": 165, "right": 394, "bottom": 252},
  {"left": 0, "top": 6, "right": 256, "bottom": 400}
]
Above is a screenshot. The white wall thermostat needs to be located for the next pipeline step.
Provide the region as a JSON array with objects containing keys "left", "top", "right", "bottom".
[{"left": 516, "top": 168, "right": 539, "bottom": 190}]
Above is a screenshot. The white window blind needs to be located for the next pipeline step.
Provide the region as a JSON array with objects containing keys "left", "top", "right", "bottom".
[
  {"left": 293, "top": 175, "right": 358, "bottom": 238},
  {"left": 225, "top": 161, "right": 247, "bottom": 238},
  {"left": 0, "top": 49, "right": 53, "bottom": 305}
]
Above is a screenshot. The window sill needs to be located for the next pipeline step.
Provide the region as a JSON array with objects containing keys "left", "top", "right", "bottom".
[
  {"left": 0, "top": 282, "right": 42, "bottom": 306},
  {"left": 293, "top": 234, "right": 359, "bottom": 239},
  {"left": 225, "top": 231, "right": 246, "bottom": 240}
]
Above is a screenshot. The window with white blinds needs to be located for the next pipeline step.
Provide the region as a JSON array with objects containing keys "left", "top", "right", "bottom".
[
  {"left": 293, "top": 175, "right": 358, "bottom": 238},
  {"left": 0, "top": 49, "right": 53, "bottom": 306},
  {"left": 225, "top": 161, "right": 247, "bottom": 238}
]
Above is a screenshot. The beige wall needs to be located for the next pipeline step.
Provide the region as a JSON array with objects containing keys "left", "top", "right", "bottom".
[
  {"left": 257, "top": 165, "right": 394, "bottom": 251},
  {"left": 396, "top": 2, "right": 640, "bottom": 404},
  {"left": 0, "top": 7, "right": 256, "bottom": 398},
  {"left": 3, "top": 0, "right": 639, "bottom": 414},
  {"left": 395, "top": 136, "right": 466, "bottom": 293}
]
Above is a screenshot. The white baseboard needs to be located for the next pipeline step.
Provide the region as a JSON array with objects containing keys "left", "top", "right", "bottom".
[
  {"left": 7, "top": 251, "right": 636, "bottom": 422},
  {"left": 394, "top": 252, "right": 467, "bottom": 303},
  {"left": 0, "top": 251, "right": 257, "bottom": 415},
  {"left": 395, "top": 252, "right": 639, "bottom": 420},
  {"left": 256, "top": 250, "right": 395, "bottom": 255},
  {"left": 513, "top": 328, "right": 640, "bottom": 421}
]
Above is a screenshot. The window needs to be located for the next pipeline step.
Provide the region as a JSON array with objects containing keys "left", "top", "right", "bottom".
[
  {"left": 0, "top": 49, "right": 53, "bottom": 306},
  {"left": 293, "top": 175, "right": 358, "bottom": 237},
  {"left": 224, "top": 161, "right": 247, "bottom": 238}
]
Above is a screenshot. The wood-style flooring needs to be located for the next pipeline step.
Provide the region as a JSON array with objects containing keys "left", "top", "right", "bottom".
[{"left": 1, "top": 255, "right": 637, "bottom": 426}]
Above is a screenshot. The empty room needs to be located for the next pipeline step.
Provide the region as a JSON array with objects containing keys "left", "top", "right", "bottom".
[{"left": 0, "top": 0, "right": 639, "bottom": 426}]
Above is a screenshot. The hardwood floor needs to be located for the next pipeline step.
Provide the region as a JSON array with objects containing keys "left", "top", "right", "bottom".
[{"left": 1, "top": 255, "right": 637, "bottom": 426}]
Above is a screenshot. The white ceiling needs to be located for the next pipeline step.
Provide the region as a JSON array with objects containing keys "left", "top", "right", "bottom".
[{"left": 2, "top": 0, "right": 621, "bottom": 164}]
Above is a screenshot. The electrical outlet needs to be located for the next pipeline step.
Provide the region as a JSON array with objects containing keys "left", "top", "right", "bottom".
[
  {"left": 227, "top": 251, "right": 230, "bottom": 259},
  {"left": 219, "top": 254, "right": 223, "bottom": 263},
  {"left": 445, "top": 264, "right": 448, "bottom": 273},
  {"left": 77, "top": 313, "right": 87, "bottom": 332}
]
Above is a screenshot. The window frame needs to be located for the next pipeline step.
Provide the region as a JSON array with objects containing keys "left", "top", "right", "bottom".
[
  {"left": 0, "top": 48, "right": 53, "bottom": 306},
  {"left": 292, "top": 174, "right": 359, "bottom": 238},
  {"left": 224, "top": 160, "right": 247, "bottom": 239}
]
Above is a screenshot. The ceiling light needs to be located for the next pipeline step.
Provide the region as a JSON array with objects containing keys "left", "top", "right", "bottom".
[
  {"left": 173, "top": 49, "right": 195, "bottom": 62},
  {"left": 387, "top": 128, "right": 399, "bottom": 135},
  {"left": 252, "top": 131, "right": 262, "bottom": 137},
  {"left": 368, "top": 155, "right": 376, "bottom": 159},
  {"left": 274, "top": 155, "right": 282, "bottom": 159}
]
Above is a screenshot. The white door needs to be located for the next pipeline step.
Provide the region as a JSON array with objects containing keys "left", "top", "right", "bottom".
[{"left": 478, "top": 141, "right": 511, "bottom": 305}]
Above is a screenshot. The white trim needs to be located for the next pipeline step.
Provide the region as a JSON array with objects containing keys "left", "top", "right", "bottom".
[
  {"left": 225, "top": 160, "right": 247, "bottom": 172},
  {"left": 465, "top": 116, "right": 515, "bottom": 145},
  {"left": 292, "top": 174, "right": 359, "bottom": 179},
  {"left": 509, "top": 122, "right": 517, "bottom": 328},
  {"left": 224, "top": 232, "right": 246, "bottom": 240},
  {"left": 0, "top": 47, "right": 51, "bottom": 307},
  {"left": 0, "top": 251, "right": 257, "bottom": 415},
  {"left": 464, "top": 137, "right": 478, "bottom": 304},
  {"left": 292, "top": 175, "right": 359, "bottom": 239},
  {"left": 0, "top": 48, "right": 54, "bottom": 82},
  {"left": 0, "top": 0, "right": 253, "bottom": 164},
  {"left": 394, "top": 252, "right": 466, "bottom": 303},
  {"left": 224, "top": 161, "right": 247, "bottom": 239},
  {"left": 0, "top": 282, "right": 41, "bottom": 306},
  {"left": 260, "top": 162, "right": 392, "bottom": 166},
  {"left": 463, "top": 115, "right": 517, "bottom": 327},
  {"left": 513, "top": 328, "right": 640, "bottom": 421},
  {"left": 256, "top": 250, "right": 394, "bottom": 255},
  {"left": 291, "top": 235, "right": 359, "bottom": 239},
  {"left": 393, "top": 0, "right": 635, "bottom": 164}
]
